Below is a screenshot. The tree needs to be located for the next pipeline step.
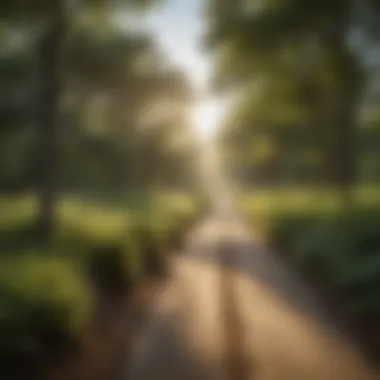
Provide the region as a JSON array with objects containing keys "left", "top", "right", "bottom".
[
  {"left": 216, "top": 62, "right": 330, "bottom": 187},
  {"left": 0, "top": 40, "right": 39, "bottom": 192},
  {"left": 205, "top": 0, "right": 380, "bottom": 192},
  {"left": 0, "top": 0, "right": 165, "bottom": 239},
  {"left": 0, "top": 24, "right": 197, "bottom": 196}
]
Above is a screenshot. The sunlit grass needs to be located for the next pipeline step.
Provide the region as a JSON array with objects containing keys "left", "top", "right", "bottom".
[
  {"left": 239, "top": 186, "right": 379, "bottom": 233},
  {"left": 240, "top": 186, "right": 380, "bottom": 319}
]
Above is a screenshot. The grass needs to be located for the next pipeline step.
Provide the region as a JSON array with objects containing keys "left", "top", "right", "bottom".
[
  {"left": 239, "top": 186, "right": 380, "bottom": 321},
  {"left": 0, "top": 191, "right": 203, "bottom": 379}
]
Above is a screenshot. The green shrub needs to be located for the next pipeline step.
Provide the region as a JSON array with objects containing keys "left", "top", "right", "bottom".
[
  {"left": 132, "top": 217, "right": 165, "bottom": 275},
  {"left": 86, "top": 240, "right": 140, "bottom": 297},
  {"left": 242, "top": 188, "right": 380, "bottom": 320},
  {"left": 0, "top": 256, "right": 92, "bottom": 378},
  {"left": 0, "top": 192, "right": 204, "bottom": 379}
]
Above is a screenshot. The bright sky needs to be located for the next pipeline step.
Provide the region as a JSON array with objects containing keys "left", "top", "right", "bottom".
[
  {"left": 148, "top": 1, "right": 209, "bottom": 90},
  {"left": 145, "top": 0, "right": 227, "bottom": 140}
]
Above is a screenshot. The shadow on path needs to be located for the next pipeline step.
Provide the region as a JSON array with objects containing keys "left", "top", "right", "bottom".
[
  {"left": 124, "top": 213, "right": 379, "bottom": 380},
  {"left": 125, "top": 311, "right": 217, "bottom": 380}
]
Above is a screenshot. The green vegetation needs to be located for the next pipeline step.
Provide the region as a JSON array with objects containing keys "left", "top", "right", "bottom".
[
  {"left": 207, "top": 0, "right": 380, "bottom": 191},
  {"left": 206, "top": 0, "right": 380, "bottom": 352},
  {"left": 0, "top": 2, "right": 204, "bottom": 376},
  {"left": 240, "top": 187, "right": 380, "bottom": 320},
  {"left": 0, "top": 192, "right": 202, "bottom": 378}
]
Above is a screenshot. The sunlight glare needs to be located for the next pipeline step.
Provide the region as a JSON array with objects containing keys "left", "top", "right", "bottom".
[{"left": 192, "top": 99, "right": 223, "bottom": 141}]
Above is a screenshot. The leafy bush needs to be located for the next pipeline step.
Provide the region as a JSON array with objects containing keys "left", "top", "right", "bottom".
[
  {"left": 0, "top": 192, "right": 205, "bottom": 378},
  {"left": 86, "top": 239, "right": 140, "bottom": 298},
  {"left": 241, "top": 188, "right": 380, "bottom": 321},
  {"left": 0, "top": 256, "right": 92, "bottom": 379}
]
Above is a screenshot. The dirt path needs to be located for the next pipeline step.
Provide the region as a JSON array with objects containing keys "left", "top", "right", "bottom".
[{"left": 123, "top": 213, "right": 379, "bottom": 380}]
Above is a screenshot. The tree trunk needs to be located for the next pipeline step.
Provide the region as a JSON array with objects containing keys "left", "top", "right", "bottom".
[
  {"left": 36, "top": 1, "right": 66, "bottom": 239},
  {"left": 327, "top": 94, "right": 359, "bottom": 194},
  {"left": 322, "top": 19, "right": 363, "bottom": 195}
]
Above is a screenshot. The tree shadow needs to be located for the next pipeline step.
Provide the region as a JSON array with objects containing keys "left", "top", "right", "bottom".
[
  {"left": 124, "top": 312, "right": 218, "bottom": 380},
  {"left": 218, "top": 239, "right": 336, "bottom": 326},
  {"left": 186, "top": 232, "right": 380, "bottom": 367}
]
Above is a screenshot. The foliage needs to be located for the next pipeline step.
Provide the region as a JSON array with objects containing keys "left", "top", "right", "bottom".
[
  {"left": 0, "top": 255, "right": 92, "bottom": 378},
  {"left": 0, "top": 19, "right": 198, "bottom": 193},
  {"left": 0, "top": 1, "right": 203, "bottom": 378},
  {"left": 0, "top": 192, "right": 203, "bottom": 379},
  {"left": 207, "top": 0, "right": 380, "bottom": 189},
  {"left": 241, "top": 187, "right": 380, "bottom": 319}
]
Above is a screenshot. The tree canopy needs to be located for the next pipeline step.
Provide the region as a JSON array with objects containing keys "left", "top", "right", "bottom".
[{"left": 206, "top": 0, "right": 380, "bottom": 189}]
